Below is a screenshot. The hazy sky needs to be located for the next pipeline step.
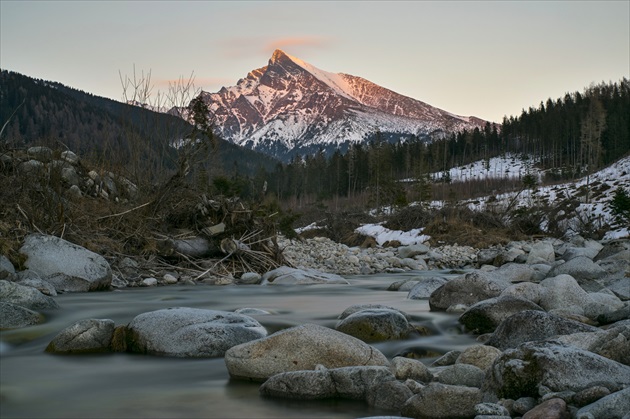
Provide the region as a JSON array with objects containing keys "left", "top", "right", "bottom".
[{"left": 1, "top": 1, "right": 628, "bottom": 122}]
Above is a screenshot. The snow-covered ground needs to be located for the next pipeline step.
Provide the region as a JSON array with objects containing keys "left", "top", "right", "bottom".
[{"left": 356, "top": 155, "right": 630, "bottom": 245}]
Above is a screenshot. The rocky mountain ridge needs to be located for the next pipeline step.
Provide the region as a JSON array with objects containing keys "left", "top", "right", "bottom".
[{"left": 196, "top": 50, "right": 489, "bottom": 161}]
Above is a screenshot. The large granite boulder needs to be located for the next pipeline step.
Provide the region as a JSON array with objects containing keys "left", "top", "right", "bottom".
[
  {"left": 429, "top": 271, "right": 508, "bottom": 311},
  {"left": 126, "top": 307, "right": 267, "bottom": 357},
  {"left": 20, "top": 234, "right": 112, "bottom": 292},
  {"left": 547, "top": 257, "right": 606, "bottom": 290},
  {"left": 224, "top": 323, "right": 389, "bottom": 381},
  {"left": 459, "top": 295, "right": 545, "bottom": 334},
  {"left": 485, "top": 310, "right": 598, "bottom": 350},
  {"left": 483, "top": 341, "right": 630, "bottom": 400}
]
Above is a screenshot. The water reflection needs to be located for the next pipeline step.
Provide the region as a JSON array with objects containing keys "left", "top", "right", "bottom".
[{"left": 1, "top": 272, "right": 478, "bottom": 418}]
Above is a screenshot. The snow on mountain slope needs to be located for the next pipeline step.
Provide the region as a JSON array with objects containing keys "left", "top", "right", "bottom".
[
  {"left": 195, "top": 50, "right": 490, "bottom": 161},
  {"left": 451, "top": 155, "right": 630, "bottom": 240}
]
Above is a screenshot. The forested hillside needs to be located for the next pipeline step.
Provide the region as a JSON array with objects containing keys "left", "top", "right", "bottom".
[
  {"left": 260, "top": 79, "right": 629, "bottom": 207},
  {"left": 0, "top": 70, "right": 279, "bottom": 182}
]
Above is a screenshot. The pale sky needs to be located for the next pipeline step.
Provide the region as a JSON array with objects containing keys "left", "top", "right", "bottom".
[{"left": 1, "top": 1, "right": 628, "bottom": 123}]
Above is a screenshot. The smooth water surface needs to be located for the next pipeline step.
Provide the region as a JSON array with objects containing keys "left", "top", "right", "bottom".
[{"left": 1, "top": 272, "right": 478, "bottom": 418}]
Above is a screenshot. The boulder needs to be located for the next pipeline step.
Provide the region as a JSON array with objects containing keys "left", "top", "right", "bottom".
[
  {"left": 402, "top": 383, "right": 482, "bottom": 419},
  {"left": 429, "top": 271, "right": 507, "bottom": 311},
  {"left": 456, "top": 345, "right": 503, "bottom": 371},
  {"left": 459, "top": 295, "right": 545, "bottom": 334},
  {"left": 575, "top": 387, "right": 630, "bottom": 419},
  {"left": 547, "top": 257, "right": 606, "bottom": 290},
  {"left": 20, "top": 234, "right": 111, "bottom": 292},
  {"left": 583, "top": 292, "right": 625, "bottom": 320},
  {"left": 483, "top": 341, "right": 630, "bottom": 400},
  {"left": 555, "top": 324, "right": 630, "bottom": 366},
  {"left": 127, "top": 307, "right": 267, "bottom": 357},
  {"left": 224, "top": 323, "right": 389, "bottom": 381},
  {"left": 526, "top": 241, "right": 556, "bottom": 264},
  {"left": 538, "top": 274, "right": 590, "bottom": 315},
  {"left": 398, "top": 244, "right": 429, "bottom": 259},
  {"left": 338, "top": 304, "right": 409, "bottom": 320},
  {"left": 500, "top": 282, "right": 544, "bottom": 305},
  {"left": 391, "top": 356, "right": 433, "bottom": 383},
  {"left": 259, "top": 365, "right": 404, "bottom": 407},
  {"left": 522, "top": 398, "right": 569, "bottom": 419},
  {"left": 335, "top": 308, "right": 414, "bottom": 342},
  {"left": 46, "top": 319, "right": 115, "bottom": 354},
  {"left": 261, "top": 267, "right": 349, "bottom": 285},
  {"left": 406, "top": 277, "right": 448, "bottom": 299},
  {"left": 434, "top": 363, "right": 485, "bottom": 388},
  {"left": 490, "top": 263, "right": 537, "bottom": 284},
  {"left": 485, "top": 310, "right": 598, "bottom": 350},
  {"left": 0, "top": 302, "right": 44, "bottom": 329},
  {"left": 0, "top": 280, "right": 59, "bottom": 310},
  {"left": 15, "top": 271, "right": 57, "bottom": 296},
  {"left": 0, "top": 255, "right": 16, "bottom": 280}
]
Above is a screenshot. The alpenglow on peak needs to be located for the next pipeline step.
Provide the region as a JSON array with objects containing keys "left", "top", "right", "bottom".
[{"left": 193, "top": 50, "right": 489, "bottom": 162}]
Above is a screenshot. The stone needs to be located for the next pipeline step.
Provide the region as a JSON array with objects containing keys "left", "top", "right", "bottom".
[
  {"left": 482, "top": 341, "right": 630, "bottom": 400},
  {"left": 60, "top": 150, "right": 79, "bottom": 164},
  {"left": 0, "top": 255, "right": 16, "bottom": 280},
  {"left": 547, "top": 257, "right": 606, "bottom": 290},
  {"left": 127, "top": 307, "right": 267, "bottom": 357},
  {"left": 485, "top": 310, "right": 598, "bottom": 350},
  {"left": 456, "top": 345, "right": 503, "bottom": 371},
  {"left": 27, "top": 146, "right": 53, "bottom": 162},
  {"left": 429, "top": 271, "right": 507, "bottom": 311},
  {"left": 431, "top": 350, "right": 462, "bottom": 367},
  {"left": 141, "top": 277, "right": 158, "bottom": 287},
  {"left": 0, "top": 302, "right": 44, "bottom": 329},
  {"left": 513, "top": 397, "right": 538, "bottom": 415},
  {"left": 335, "top": 308, "right": 413, "bottom": 342},
  {"left": 583, "top": 292, "right": 625, "bottom": 320},
  {"left": 398, "top": 244, "right": 430, "bottom": 259},
  {"left": 391, "top": 356, "right": 433, "bottom": 383},
  {"left": 597, "top": 304, "right": 630, "bottom": 324},
  {"left": 572, "top": 386, "right": 611, "bottom": 407},
  {"left": 338, "top": 304, "right": 409, "bottom": 320},
  {"left": 606, "top": 278, "right": 630, "bottom": 300},
  {"left": 406, "top": 276, "right": 448, "bottom": 299},
  {"left": 490, "top": 263, "right": 537, "bottom": 284},
  {"left": 0, "top": 280, "right": 59, "bottom": 310},
  {"left": 538, "top": 274, "right": 591, "bottom": 315},
  {"left": 522, "top": 398, "right": 569, "bottom": 419},
  {"left": 236, "top": 272, "right": 262, "bottom": 285},
  {"left": 163, "top": 273, "right": 178, "bottom": 284},
  {"left": 459, "top": 295, "right": 545, "bottom": 334},
  {"left": 20, "top": 234, "right": 112, "bottom": 292},
  {"left": 261, "top": 266, "right": 349, "bottom": 285},
  {"left": 259, "top": 366, "right": 397, "bottom": 403},
  {"left": 401, "top": 383, "right": 482, "bottom": 419},
  {"left": 15, "top": 271, "right": 57, "bottom": 296},
  {"left": 557, "top": 324, "right": 630, "bottom": 366},
  {"left": 224, "top": 323, "right": 389, "bottom": 381},
  {"left": 526, "top": 241, "right": 556, "bottom": 264},
  {"left": 475, "top": 402, "right": 511, "bottom": 416},
  {"left": 366, "top": 378, "right": 414, "bottom": 410},
  {"left": 500, "top": 281, "right": 544, "bottom": 304},
  {"left": 575, "top": 387, "right": 630, "bottom": 419},
  {"left": 46, "top": 319, "right": 115, "bottom": 353},
  {"left": 434, "top": 363, "right": 485, "bottom": 388}
]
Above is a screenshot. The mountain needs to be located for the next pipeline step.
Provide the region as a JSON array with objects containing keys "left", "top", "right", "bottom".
[{"left": 196, "top": 50, "right": 489, "bottom": 161}]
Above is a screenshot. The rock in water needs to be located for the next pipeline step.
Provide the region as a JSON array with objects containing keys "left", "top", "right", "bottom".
[
  {"left": 46, "top": 319, "right": 115, "bottom": 353},
  {"left": 20, "top": 234, "right": 111, "bottom": 292},
  {"left": 126, "top": 307, "right": 267, "bottom": 357},
  {"left": 402, "top": 382, "right": 482, "bottom": 419},
  {"left": 224, "top": 323, "right": 389, "bottom": 381}
]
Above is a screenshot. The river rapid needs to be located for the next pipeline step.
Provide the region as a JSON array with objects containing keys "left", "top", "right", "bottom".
[{"left": 1, "top": 272, "right": 478, "bottom": 418}]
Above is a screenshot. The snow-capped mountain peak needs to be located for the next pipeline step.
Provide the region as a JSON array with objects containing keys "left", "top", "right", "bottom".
[{"left": 196, "top": 49, "right": 490, "bottom": 161}]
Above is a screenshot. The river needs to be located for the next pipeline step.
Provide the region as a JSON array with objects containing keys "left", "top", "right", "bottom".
[{"left": 1, "top": 272, "right": 478, "bottom": 418}]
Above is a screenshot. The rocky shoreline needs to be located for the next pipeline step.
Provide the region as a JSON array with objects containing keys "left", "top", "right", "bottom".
[{"left": 1, "top": 232, "right": 629, "bottom": 419}]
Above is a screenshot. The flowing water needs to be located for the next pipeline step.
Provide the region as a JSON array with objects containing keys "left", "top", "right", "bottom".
[{"left": 1, "top": 272, "right": 478, "bottom": 418}]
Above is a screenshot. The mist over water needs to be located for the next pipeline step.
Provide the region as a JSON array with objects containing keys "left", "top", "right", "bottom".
[{"left": 1, "top": 272, "right": 478, "bottom": 418}]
